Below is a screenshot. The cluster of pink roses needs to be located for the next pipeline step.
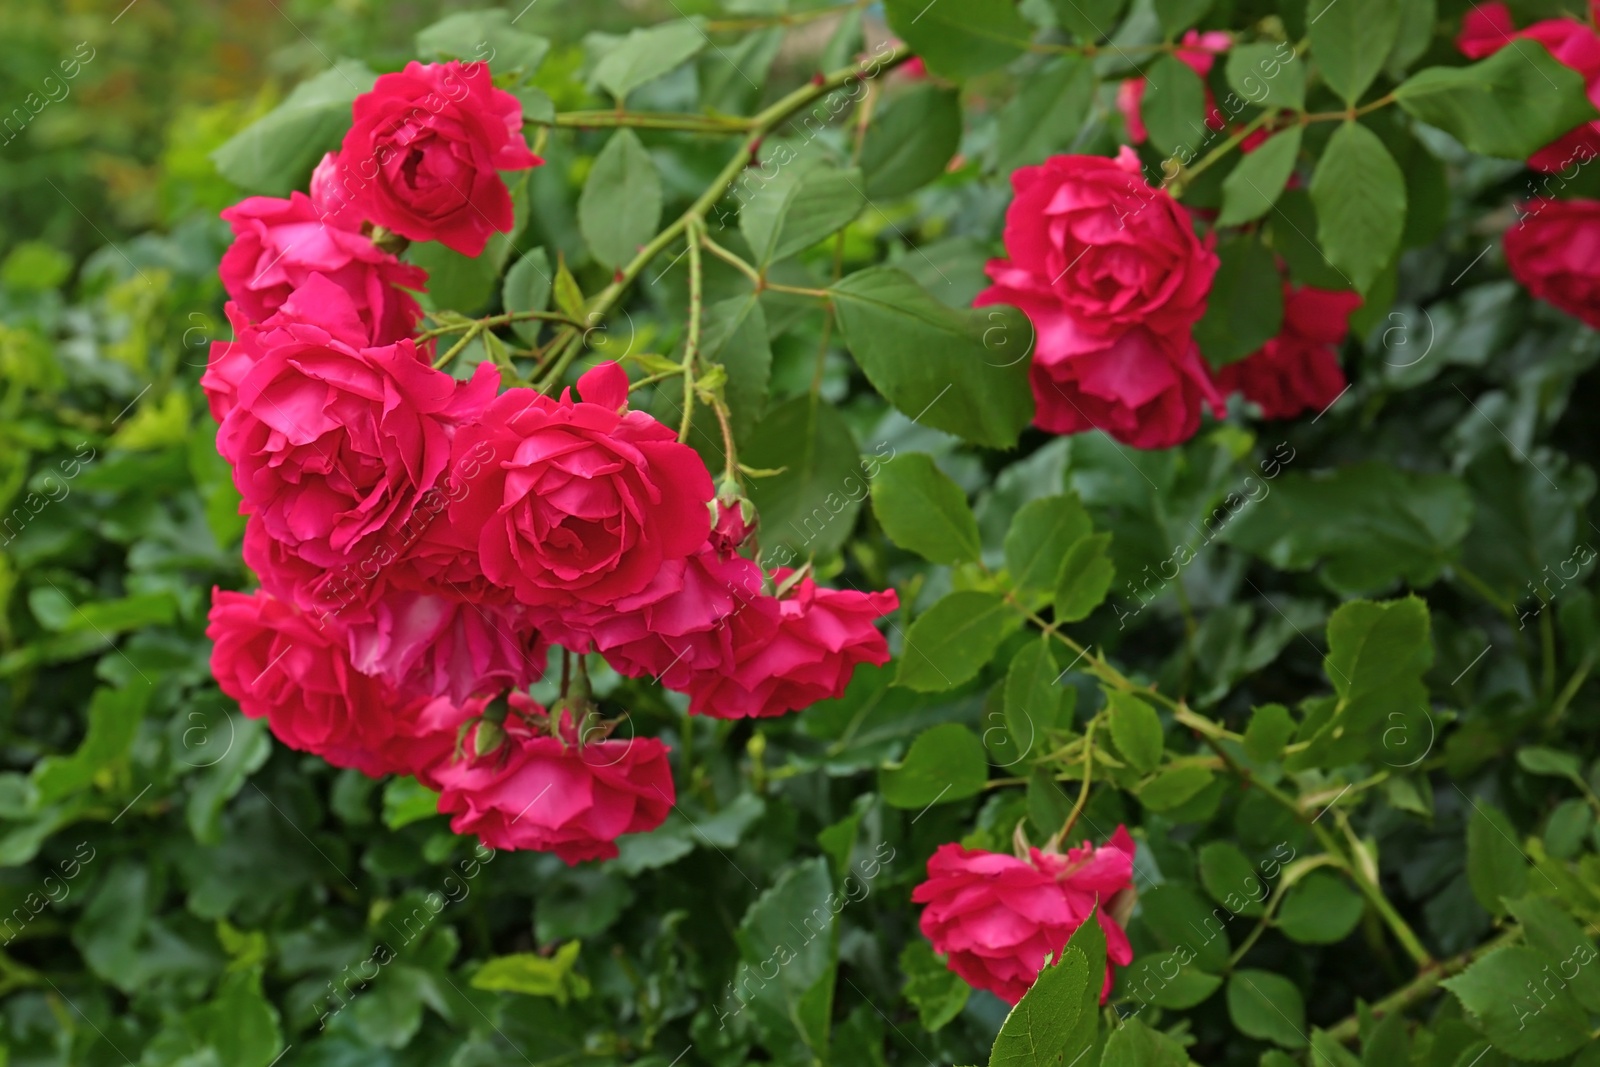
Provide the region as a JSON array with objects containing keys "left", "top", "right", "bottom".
[
  {"left": 975, "top": 147, "right": 1362, "bottom": 448},
  {"left": 1461, "top": 3, "right": 1600, "bottom": 330},
  {"left": 202, "top": 60, "right": 897, "bottom": 863}
]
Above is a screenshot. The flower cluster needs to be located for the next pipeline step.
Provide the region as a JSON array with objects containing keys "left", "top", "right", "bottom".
[
  {"left": 1459, "top": 4, "right": 1600, "bottom": 330},
  {"left": 203, "top": 60, "right": 898, "bottom": 864},
  {"left": 912, "top": 829, "right": 1137, "bottom": 1004},
  {"left": 974, "top": 144, "right": 1368, "bottom": 447}
]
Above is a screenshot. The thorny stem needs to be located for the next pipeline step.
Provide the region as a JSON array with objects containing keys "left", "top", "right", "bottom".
[
  {"left": 680, "top": 219, "right": 705, "bottom": 443},
  {"left": 418, "top": 309, "right": 582, "bottom": 342},
  {"left": 432, "top": 325, "right": 482, "bottom": 370},
  {"left": 1058, "top": 717, "right": 1098, "bottom": 844}
]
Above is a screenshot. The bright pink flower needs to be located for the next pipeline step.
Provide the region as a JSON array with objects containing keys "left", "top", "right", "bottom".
[
  {"left": 424, "top": 696, "right": 674, "bottom": 863},
  {"left": 684, "top": 570, "right": 897, "bottom": 719},
  {"left": 913, "top": 828, "right": 1136, "bottom": 1005},
  {"left": 1505, "top": 197, "right": 1600, "bottom": 329},
  {"left": 446, "top": 363, "right": 713, "bottom": 610},
  {"left": 1216, "top": 285, "right": 1362, "bottom": 420},
  {"left": 218, "top": 192, "right": 426, "bottom": 345},
  {"left": 975, "top": 149, "right": 1222, "bottom": 449},
  {"left": 343, "top": 588, "right": 545, "bottom": 704},
  {"left": 334, "top": 61, "right": 542, "bottom": 256},
  {"left": 1117, "top": 31, "right": 1230, "bottom": 144},
  {"left": 218, "top": 336, "right": 497, "bottom": 571},
  {"left": 309, "top": 151, "right": 361, "bottom": 229},
  {"left": 206, "top": 587, "right": 468, "bottom": 777}
]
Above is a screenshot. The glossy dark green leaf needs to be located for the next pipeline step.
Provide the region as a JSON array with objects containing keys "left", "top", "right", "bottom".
[
  {"left": 871, "top": 453, "right": 982, "bottom": 565},
  {"left": 1217, "top": 126, "right": 1301, "bottom": 228},
  {"left": 896, "top": 591, "right": 1019, "bottom": 692},
  {"left": 1308, "top": 0, "right": 1401, "bottom": 104},
  {"left": 880, "top": 723, "right": 989, "bottom": 807},
  {"left": 1227, "top": 970, "right": 1307, "bottom": 1049},
  {"left": 1310, "top": 122, "right": 1406, "bottom": 294}
]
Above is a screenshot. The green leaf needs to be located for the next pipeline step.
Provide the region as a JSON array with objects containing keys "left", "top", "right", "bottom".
[
  {"left": 1361, "top": 1009, "right": 1411, "bottom": 1067},
  {"left": 734, "top": 858, "right": 838, "bottom": 1058},
  {"left": 742, "top": 395, "right": 864, "bottom": 558},
  {"left": 741, "top": 163, "right": 866, "bottom": 266},
  {"left": 1153, "top": 0, "right": 1213, "bottom": 35},
  {"left": 883, "top": 0, "right": 1029, "bottom": 79},
  {"left": 1217, "top": 126, "right": 1302, "bottom": 228},
  {"left": 1194, "top": 236, "right": 1285, "bottom": 367},
  {"left": 503, "top": 249, "right": 552, "bottom": 345},
  {"left": 880, "top": 723, "right": 989, "bottom": 808},
  {"left": 1054, "top": 532, "right": 1115, "bottom": 624},
  {"left": 985, "top": 953, "right": 1100, "bottom": 1067},
  {"left": 1225, "top": 42, "right": 1306, "bottom": 111},
  {"left": 1395, "top": 40, "right": 1600, "bottom": 160},
  {"left": 1308, "top": 0, "right": 1400, "bottom": 104},
  {"left": 591, "top": 20, "right": 707, "bottom": 101},
  {"left": 1051, "top": 0, "right": 1128, "bottom": 41},
  {"left": 1005, "top": 494, "right": 1094, "bottom": 595},
  {"left": 32, "top": 685, "right": 150, "bottom": 804},
  {"left": 171, "top": 970, "right": 285, "bottom": 1067},
  {"left": 698, "top": 293, "right": 772, "bottom": 445},
  {"left": 407, "top": 240, "right": 499, "bottom": 315},
  {"left": 1222, "top": 463, "right": 1472, "bottom": 596},
  {"left": 1198, "top": 841, "right": 1267, "bottom": 918},
  {"left": 1466, "top": 802, "right": 1528, "bottom": 916},
  {"left": 416, "top": 10, "right": 549, "bottom": 79},
  {"left": 1506, "top": 894, "right": 1600, "bottom": 1013},
  {"left": 895, "top": 591, "right": 1019, "bottom": 692},
  {"left": 1227, "top": 970, "right": 1307, "bottom": 1049},
  {"left": 383, "top": 776, "right": 441, "bottom": 831},
  {"left": 1309, "top": 122, "right": 1406, "bottom": 294},
  {"left": 1123, "top": 950, "right": 1224, "bottom": 1008},
  {"left": 996, "top": 57, "right": 1097, "bottom": 171},
  {"left": 832, "top": 267, "right": 1035, "bottom": 449},
  {"left": 862, "top": 85, "right": 963, "bottom": 199},
  {"left": 1277, "top": 872, "right": 1364, "bottom": 944},
  {"left": 1137, "top": 884, "right": 1231, "bottom": 971},
  {"left": 1243, "top": 704, "right": 1296, "bottom": 764},
  {"left": 211, "top": 61, "right": 376, "bottom": 195},
  {"left": 1441, "top": 946, "right": 1593, "bottom": 1060},
  {"left": 1005, "top": 638, "right": 1063, "bottom": 763},
  {"left": 899, "top": 941, "right": 970, "bottom": 1032},
  {"left": 1545, "top": 797, "right": 1594, "bottom": 860},
  {"left": 871, "top": 453, "right": 982, "bottom": 565},
  {"left": 1101, "top": 1016, "right": 1190, "bottom": 1067},
  {"left": 1141, "top": 55, "right": 1207, "bottom": 159},
  {"left": 472, "top": 942, "right": 585, "bottom": 1004},
  {"left": 1138, "top": 765, "right": 1215, "bottom": 811},
  {"left": 579, "top": 129, "right": 661, "bottom": 270},
  {"left": 1106, "top": 690, "right": 1163, "bottom": 774},
  {"left": 1309, "top": 1029, "right": 1363, "bottom": 1067},
  {"left": 1517, "top": 746, "right": 1585, "bottom": 782}
]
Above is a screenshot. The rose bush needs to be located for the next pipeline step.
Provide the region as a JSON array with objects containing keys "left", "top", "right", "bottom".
[{"left": 6, "top": 2, "right": 1600, "bottom": 1066}]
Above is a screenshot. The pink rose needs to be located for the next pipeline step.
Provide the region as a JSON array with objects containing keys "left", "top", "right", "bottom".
[
  {"left": 975, "top": 149, "right": 1223, "bottom": 449},
  {"left": 203, "top": 274, "right": 379, "bottom": 425},
  {"left": 1505, "top": 198, "right": 1600, "bottom": 329},
  {"left": 1117, "top": 31, "right": 1231, "bottom": 144},
  {"left": 684, "top": 570, "right": 897, "bottom": 720},
  {"left": 218, "top": 336, "right": 497, "bottom": 571},
  {"left": 219, "top": 192, "right": 426, "bottom": 345},
  {"left": 1216, "top": 284, "right": 1362, "bottom": 420},
  {"left": 543, "top": 546, "right": 766, "bottom": 691},
  {"left": 424, "top": 696, "right": 674, "bottom": 863},
  {"left": 333, "top": 61, "right": 542, "bottom": 256},
  {"left": 206, "top": 587, "right": 467, "bottom": 777},
  {"left": 343, "top": 588, "right": 545, "bottom": 704},
  {"left": 913, "top": 829, "right": 1136, "bottom": 1005},
  {"left": 446, "top": 363, "right": 713, "bottom": 610}
]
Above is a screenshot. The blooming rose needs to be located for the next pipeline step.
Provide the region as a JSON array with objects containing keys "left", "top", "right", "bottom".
[
  {"left": 1457, "top": 4, "right": 1600, "bottom": 172},
  {"left": 1216, "top": 285, "right": 1362, "bottom": 420},
  {"left": 218, "top": 337, "right": 497, "bottom": 570},
  {"left": 447, "top": 363, "right": 713, "bottom": 610},
  {"left": 219, "top": 192, "right": 426, "bottom": 345},
  {"left": 203, "top": 274, "right": 379, "bottom": 424},
  {"left": 913, "top": 829, "right": 1136, "bottom": 1005},
  {"left": 1117, "top": 31, "right": 1231, "bottom": 145},
  {"left": 1504, "top": 198, "right": 1600, "bottom": 329},
  {"left": 684, "top": 570, "right": 898, "bottom": 719},
  {"left": 424, "top": 696, "right": 674, "bottom": 863},
  {"left": 333, "top": 61, "right": 542, "bottom": 256},
  {"left": 974, "top": 148, "right": 1223, "bottom": 449},
  {"left": 207, "top": 588, "right": 467, "bottom": 777},
  {"left": 344, "top": 588, "right": 545, "bottom": 704}
]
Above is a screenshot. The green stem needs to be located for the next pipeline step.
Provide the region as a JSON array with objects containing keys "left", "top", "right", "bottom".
[
  {"left": 679, "top": 220, "right": 704, "bottom": 443},
  {"left": 700, "top": 231, "right": 763, "bottom": 286},
  {"left": 1547, "top": 652, "right": 1596, "bottom": 732},
  {"left": 1168, "top": 110, "right": 1275, "bottom": 196},
  {"left": 419, "top": 309, "right": 582, "bottom": 341},
  {"left": 535, "top": 110, "right": 753, "bottom": 134},
  {"left": 432, "top": 325, "right": 482, "bottom": 370},
  {"left": 1324, "top": 927, "right": 1522, "bottom": 1044},
  {"left": 1057, "top": 717, "right": 1098, "bottom": 845},
  {"left": 1540, "top": 610, "right": 1558, "bottom": 702}
]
